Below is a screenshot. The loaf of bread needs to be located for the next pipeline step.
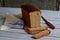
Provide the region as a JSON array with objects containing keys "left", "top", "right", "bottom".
[
  {"left": 21, "top": 4, "right": 41, "bottom": 28},
  {"left": 32, "top": 30, "right": 51, "bottom": 39},
  {"left": 21, "top": 4, "right": 51, "bottom": 39}
]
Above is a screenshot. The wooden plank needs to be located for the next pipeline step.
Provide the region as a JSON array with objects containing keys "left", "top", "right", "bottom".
[
  {"left": 0, "top": 37, "right": 21, "bottom": 40},
  {"left": 41, "top": 11, "right": 60, "bottom": 28},
  {"left": 0, "top": 8, "right": 60, "bottom": 40},
  {"left": 0, "top": 29, "right": 60, "bottom": 40},
  {"left": 49, "top": 29, "right": 60, "bottom": 37},
  {"left": 37, "top": 37, "right": 60, "bottom": 40},
  {"left": 41, "top": 21, "right": 60, "bottom": 28},
  {"left": 0, "top": 29, "right": 33, "bottom": 40}
]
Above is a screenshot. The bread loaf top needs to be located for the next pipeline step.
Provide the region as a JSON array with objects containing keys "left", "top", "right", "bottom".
[{"left": 21, "top": 4, "right": 41, "bottom": 13}]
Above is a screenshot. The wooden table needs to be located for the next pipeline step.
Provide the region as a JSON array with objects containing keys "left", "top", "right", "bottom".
[{"left": 0, "top": 7, "right": 60, "bottom": 40}]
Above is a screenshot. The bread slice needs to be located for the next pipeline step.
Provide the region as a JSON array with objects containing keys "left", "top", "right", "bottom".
[
  {"left": 32, "top": 30, "right": 51, "bottom": 39},
  {"left": 28, "top": 26, "right": 48, "bottom": 32},
  {"left": 24, "top": 26, "right": 48, "bottom": 34}
]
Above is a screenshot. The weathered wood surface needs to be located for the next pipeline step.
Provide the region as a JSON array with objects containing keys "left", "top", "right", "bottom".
[{"left": 0, "top": 7, "right": 60, "bottom": 40}]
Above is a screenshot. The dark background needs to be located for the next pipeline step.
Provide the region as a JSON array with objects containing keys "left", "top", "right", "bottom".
[{"left": 0, "top": 0, "right": 56, "bottom": 10}]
